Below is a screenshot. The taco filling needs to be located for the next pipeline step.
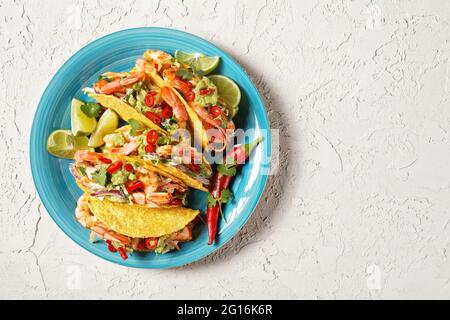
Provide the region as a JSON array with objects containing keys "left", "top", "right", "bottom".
[
  {"left": 136, "top": 50, "right": 236, "bottom": 150},
  {"left": 86, "top": 69, "right": 188, "bottom": 134},
  {"left": 71, "top": 150, "right": 188, "bottom": 208},
  {"left": 76, "top": 194, "right": 197, "bottom": 257},
  {"left": 102, "top": 126, "right": 211, "bottom": 188}
]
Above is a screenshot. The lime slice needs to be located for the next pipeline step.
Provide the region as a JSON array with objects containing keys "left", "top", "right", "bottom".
[
  {"left": 47, "top": 129, "right": 91, "bottom": 159},
  {"left": 71, "top": 98, "right": 97, "bottom": 136},
  {"left": 207, "top": 75, "right": 241, "bottom": 118},
  {"left": 175, "top": 50, "right": 220, "bottom": 75},
  {"left": 88, "top": 109, "right": 119, "bottom": 148}
]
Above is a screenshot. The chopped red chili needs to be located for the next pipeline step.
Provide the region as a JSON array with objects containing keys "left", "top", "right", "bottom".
[
  {"left": 126, "top": 180, "right": 144, "bottom": 193},
  {"left": 146, "top": 129, "right": 159, "bottom": 145},
  {"left": 99, "top": 156, "right": 112, "bottom": 164},
  {"left": 107, "top": 161, "right": 122, "bottom": 174},
  {"left": 145, "top": 112, "right": 161, "bottom": 125},
  {"left": 124, "top": 163, "right": 133, "bottom": 172},
  {"left": 161, "top": 105, "right": 173, "bottom": 118},
  {"left": 145, "top": 143, "right": 155, "bottom": 153}
]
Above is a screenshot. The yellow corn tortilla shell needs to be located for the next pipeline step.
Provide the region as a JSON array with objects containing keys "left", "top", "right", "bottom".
[
  {"left": 142, "top": 159, "right": 208, "bottom": 192},
  {"left": 86, "top": 196, "right": 199, "bottom": 238},
  {"left": 145, "top": 73, "right": 210, "bottom": 150},
  {"left": 88, "top": 93, "right": 168, "bottom": 136}
]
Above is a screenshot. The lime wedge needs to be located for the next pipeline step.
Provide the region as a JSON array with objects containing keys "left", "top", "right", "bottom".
[
  {"left": 71, "top": 98, "right": 97, "bottom": 136},
  {"left": 88, "top": 109, "right": 119, "bottom": 148},
  {"left": 47, "top": 129, "right": 91, "bottom": 159},
  {"left": 175, "top": 50, "right": 220, "bottom": 75},
  {"left": 207, "top": 75, "right": 241, "bottom": 118}
]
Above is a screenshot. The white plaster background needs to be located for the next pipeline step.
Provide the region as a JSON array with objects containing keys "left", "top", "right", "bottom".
[{"left": 0, "top": 0, "right": 449, "bottom": 299}]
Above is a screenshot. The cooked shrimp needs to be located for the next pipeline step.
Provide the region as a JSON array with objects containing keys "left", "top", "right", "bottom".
[
  {"left": 110, "top": 141, "right": 139, "bottom": 155},
  {"left": 75, "top": 194, "right": 95, "bottom": 228},
  {"left": 162, "top": 67, "right": 193, "bottom": 94},
  {"left": 147, "top": 192, "right": 172, "bottom": 205},
  {"left": 94, "top": 71, "right": 145, "bottom": 94},
  {"left": 90, "top": 221, "right": 130, "bottom": 245},
  {"left": 74, "top": 150, "right": 99, "bottom": 163},
  {"left": 156, "top": 145, "right": 202, "bottom": 164},
  {"left": 160, "top": 86, "right": 188, "bottom": 128},
  {"left": 132, "top": 192, "right": 146, "bottom": 205},
  {"left": 75, "top": 195, "right": 130, "bottom": 245},
  {"left": 143, "top": 50, "right": 173, "bottom": 67}
]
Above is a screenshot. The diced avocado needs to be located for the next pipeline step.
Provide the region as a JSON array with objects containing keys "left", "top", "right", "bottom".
[
  {"left": 111, "top": 170, "right": 128, "bottom": 186},
  {"left": 193, "top": 77, "right": 218, "bottom": 106}
]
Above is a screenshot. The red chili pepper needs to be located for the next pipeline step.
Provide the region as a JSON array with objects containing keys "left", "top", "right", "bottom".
[
  {"left": 161, "top": 105, "right": 173, "bottom": 118},
  {"left": 106, "top": 240, "right": 117, "bottom": 252},
  {"left": 199, "top": 88, "right": 215, "bottom": 95},
  {"left": 145, "top": 238, "right": 159, "bottom": 250},
  {"left": 145, "top": 92, "right": 155, "bottom": 107},
  {"left": 169, "top": 198, "right": 183, "bottom": 206},
  {"left": 145, "top": 143, "right": 155, "bottom": 153},
  {"left": 124, "top": 163, "right": 133, "bottom": 172},
  {"left": 206, "top": 137, "right": 263, "bottom": 245},
  {"left": 188, "top": 163, "right": 201, "bottom": 174},
  {"left": 118, "top": 247, "right": 128, "bottom": 260},
  {"left": 146, "top": 129, "right": 159, "bottom": 145},
  {"left": 137, "top": 239, "right": 146, "bottom": 251},
  {"left": 107, "top": 161, "right": 122, "bottom": 174},
  {"left": 185, "top": 90, "right": 195, "bottom": 102},
  {"left": 99, "top": 156, "right": 112, "bottom": 164},
  {"left": 126, "top": 180, "right": 144, "bottom": 193},
  {"left": 145, "top": 112, "right": 161, "bottom": 125},
  {"left": 210, "top": 105, "right": 222, "bottom": 117}
]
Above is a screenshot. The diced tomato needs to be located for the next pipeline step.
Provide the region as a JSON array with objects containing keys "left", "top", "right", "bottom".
[
  {"left": 145, "top": 112, "right": 161, "bottom": 125},
  {"left": 161, "top": 105, "right": 173, "bottom": 118},
  {"left": 126, "top": 180, "right": 144, "bottom": 193},
  {"left": 124, "top": 163, "right": 133, "bottom": 172},
  {"left": 146, "top": 129, "right": 159, "bottom": 145},
  {"left": 145, "top": 238, "right": 159, "bottom": 250},
  {"left": 107, "top": 161, "right": 122, "bottom": 174}
]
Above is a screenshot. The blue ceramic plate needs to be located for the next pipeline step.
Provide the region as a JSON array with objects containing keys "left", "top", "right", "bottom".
[{"left": 30, "top": 27, "right": 270, "bottom": 268}]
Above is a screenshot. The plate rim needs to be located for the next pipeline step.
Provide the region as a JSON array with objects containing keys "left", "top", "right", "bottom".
[{"left": 29, "top": 27, "right": 271, "bottom": 268}]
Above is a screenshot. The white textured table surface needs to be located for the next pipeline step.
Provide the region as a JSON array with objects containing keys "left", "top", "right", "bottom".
[{"left": 1, "top": 0, "right": 450, "bottom": 299}]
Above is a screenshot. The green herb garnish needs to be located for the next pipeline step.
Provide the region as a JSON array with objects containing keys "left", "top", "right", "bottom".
[
  {"left": 80, "top": 102, "right": 101, "bottom": 118},
  {"left": 128, "top": 119, "right": 140, "bottom": 136},
  {"left": 176, "top": 69, "right": 193, "bottom": 80},
  {"left": 217, "top": 163, "right": 236, "bottom": 176}
]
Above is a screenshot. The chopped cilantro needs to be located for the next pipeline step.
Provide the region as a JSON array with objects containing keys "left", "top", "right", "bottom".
[
  {"left": 176, "top": 69, "right": 193, "bottom": 80},
  {"left": 80, "top": 102, "right": 101, "bottom": 118},
  {"left": 217, "top": 163, "right": 236, "bottom": 176},
  {"left": 128, "top": 119, "right": 140, "bottom": 136}
]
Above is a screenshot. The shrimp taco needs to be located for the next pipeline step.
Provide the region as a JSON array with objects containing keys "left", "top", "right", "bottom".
[
  {"left": 76, "top": 194, "right": 199, "bottom": 257},
  {"left": 134, "top": 50, "right": 236, "bottom": 151},
  {"left": 84, "top": 68, "right": 190, "bottom": 137},
  {"left": 100, "top": 125, "right": 212, "bottom": 192},
  {"left": 71, "top": 150, "right": 190, "bottom": 208}
]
